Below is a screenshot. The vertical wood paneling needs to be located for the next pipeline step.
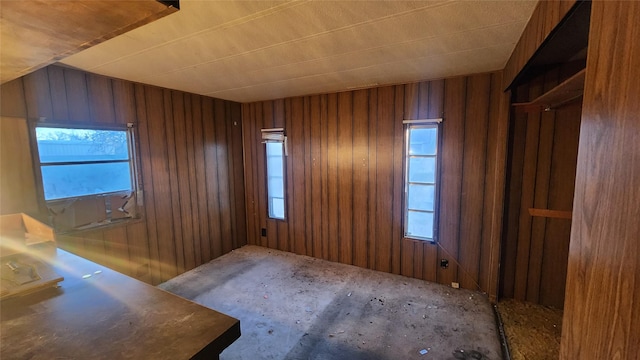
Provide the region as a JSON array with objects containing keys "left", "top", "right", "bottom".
[
  {"left": 291, "top": 98, "right": 306, "bottom": 256},
  {"left": 458, "top": 74, "right": 491, "bottom": 290},
  {"left": 86, "top": 74, "right": 115, "bottom": 124},
  {"left": 319, "top": 95, "right": 330, "bottom": 260},
  {"left": 242, "top": 72, "right": 508, "bottom": 297},
  {"left": 112, "top": 79, "right": 136, "bottom": 125},
  {"left": 2, "top": 64, "right": 245, "bottom": 286},
  {"left": 126, "top": 221, "right": 150, "bottom": 282},
  {"left": 424, "top": 80, "right": 445, "bottom": 283},
  {"left": 183, "top": 94, "right": 201, "bottom": 266},
  {"left": 374, "top": 86, "right": 394, "bottom": 273},
  {"left": 135, "top": 84, "right": 162, "bottom": 284},
  {"left": 561, "top": 2, "right": 640, "bottom": 358},
  {"left": 391, "top": 85, "right": 404, "bottom": 275},
  {"left": 337, "top": 92, "right": 353, "bottom": 265},
  {"left": 326, "top": 93, "right": 339, "bottom": 263},
  {"left": 525, "top": 70, "right": 558, "bottom": 304},
  {"left": 512, "top": 76, "right": 543, "bottom": 301},
  {"left": 23, "top": 68, "right": 53, "bottom": 121},
  {"left": 254, "top": 102, "right": 267, "bottom": 248},
  {"left": 352, "top": 89, "right": 369, "bottom": 268},
  {"left": 502, "top": 66, "right": 581, "bottom": 307},
  {"left": 203, "top": 97, "right": 223, "bottom": 259},
  {"left": 63, "top": 68, "right": 91, "bottom": 122},
  {"left": 366, "top": 88, "right": 378, "bottom": 269},
  {"left": 214, "top": 99, "right": 233, "bottom": 255},
  {"left": 0, "top": 78, "right": 27, "bottom": 118},
  {"left": 162, "top": 89, "right": 185, "bottom": 275},
  {"left": 171, "top": 91, "right": 195, "bottom": 271},
  {"left": 0, "top": 117, "right": 38, "bottom": 215},
  {"left": 242, "top": 103, "right": 257, "bottom": 247},
  {"left": 191, "top": 95, "right": 208, "bottom": 265},
  {"left": 47, "top": 66, "right": 69, "bottom": 122},
  {"left": 229, "top": 102, "right": 246, "bottom": 249},
  {"left": 148, "top": 87, "right": 178, "bottom": 280},
  {"left": 539, "top": 101, "right": 580, "bottom": 308},
  {"left": 303, "top": 98, "right": 313, "bottom": 257},
  {"left": 310, "top": 96, "right": 323, "bottom": 259},
  {"left": 438, "top": 77, "right": 466, "bottom": 286},
  {"left": 285, "top": 100, "right": 296, "bottom": 254},
  {"left": 480, "top": 72, "right": 509, "bottom": 302}
]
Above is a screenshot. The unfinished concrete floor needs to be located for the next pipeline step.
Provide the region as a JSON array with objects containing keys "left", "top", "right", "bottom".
[{"left": 159, "top": 246, "right": 501, "bottom": 360}]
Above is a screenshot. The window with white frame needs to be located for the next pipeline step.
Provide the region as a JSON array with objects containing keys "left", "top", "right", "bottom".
[
  {"left": 34, "top": 124, "right": 136, "bottom": 201},
  {"left": 262, "top": 128, "right": 287, "bottom": 220},
  {"left": 403, "top": 119, "right": 441, "bottom": 242}
]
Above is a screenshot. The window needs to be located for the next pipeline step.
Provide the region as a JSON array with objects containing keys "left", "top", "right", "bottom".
[
  {"left": 34, "top": 125, "right": 135, "bottom": 201},
  {"left": 403, "top": 119, "right": 441, "bottom": 242},
  {"left": 262, "top": 128, "right": 287, "bottom": 220}
]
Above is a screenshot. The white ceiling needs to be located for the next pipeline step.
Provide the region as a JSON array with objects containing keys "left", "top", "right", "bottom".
[{"left": 60, "top": 0, "right": 537, "bottom": 103}]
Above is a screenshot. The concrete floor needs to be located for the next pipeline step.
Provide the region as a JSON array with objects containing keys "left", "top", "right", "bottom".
[{"left": 159, "top": 245, "right": 502, "bottom": 360}]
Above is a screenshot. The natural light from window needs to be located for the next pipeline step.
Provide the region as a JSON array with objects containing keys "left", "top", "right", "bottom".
[
  {"left": 404, "top": 123, "right": 439, "bottom": 241},
  {"left": 35, "top": 127, "right": 133, "bottom": 201}
]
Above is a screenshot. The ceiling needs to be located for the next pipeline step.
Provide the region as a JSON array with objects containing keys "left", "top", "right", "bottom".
[{"left": 59, "top": 0, "right": 537, "bottom": 103}]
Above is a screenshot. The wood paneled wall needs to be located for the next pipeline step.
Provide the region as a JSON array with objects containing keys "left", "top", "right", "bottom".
[
  {"left": 502, "top": 0, "right": 577, "bottom": 89},
  {"left": 500, "top": 65, "right": 582, "bottom": 309},
  {"left": 0, "top": 65, "right": 246, "bottom": 285},
  {"left": 561, "top": 1, "right": 640, "bottom": 358},
  {"left": 242, "top": 71, "right": 509, "bottom": 298}
]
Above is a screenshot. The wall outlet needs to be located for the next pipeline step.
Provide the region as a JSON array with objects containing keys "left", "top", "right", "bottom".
[{"left": 451, "top": 282, "right": 460, "bottom": 289}]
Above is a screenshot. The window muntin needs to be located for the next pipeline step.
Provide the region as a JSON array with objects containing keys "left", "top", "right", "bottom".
[
  {"left": 404, "top": 122, "right": 440, "bottom": 241},
  {"left": 262, "top": 128, "right": 286, "bottom": 220},
  {"left": 35, "top": 126, "right": 134, "bottom": 201}
]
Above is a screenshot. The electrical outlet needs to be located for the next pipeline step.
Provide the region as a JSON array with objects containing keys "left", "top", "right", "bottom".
[
  {"left": 440, "top": 259, "right": 449, "bottom": 268},
  {"left": 451, "top": 282, "right": 460, "bottom": 289},
  {"left": 261, "top": 228, "right": 267, "bottom": 237}
]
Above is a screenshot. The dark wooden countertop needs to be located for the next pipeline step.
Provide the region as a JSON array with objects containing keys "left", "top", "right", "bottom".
[{"left": 1, "top": 248, "right": 240, "bottom": 359}]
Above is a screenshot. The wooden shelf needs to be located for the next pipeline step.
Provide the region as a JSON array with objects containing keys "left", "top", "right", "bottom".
[
  {"left": 513, "top": 68, "right": 586, "bottom": 112},
  {"left": 528, "top": 208, "right": 572, "bottom": 220}
]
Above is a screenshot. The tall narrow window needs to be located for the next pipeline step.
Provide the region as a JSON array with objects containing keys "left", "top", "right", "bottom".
[
  {"left": 34, "top": 125, "right": 135, "bottom": 201},
  {"left": 403, "top": 119, "right": 441, "bottom": 242},
  {"left": 262, "top": 129, "right": 287, "bottom": 220}
]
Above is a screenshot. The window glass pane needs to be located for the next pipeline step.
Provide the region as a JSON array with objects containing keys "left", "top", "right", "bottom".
[
  {"left": 407, "top": 211, "right": 434, "bottom": 239},
  {"left": 408, "top": 184, "right": 435, "bottom": 211},
  {"left": 408, "top": 157, "right": 436, "bottom": 183},
  {"left": 267, "top": 155, "right": 283, "bottom": 173},
  {"left": 41, "top": 162, "right": 132, "bottom": 200},
  {"left": 268, "top": 177, "right": 284, "bottom": 198},
  {"left": 409, "top": 127, "right": 437, "bottom": 155},
  {"left": 266, "top": 141, "right": 285, "bottom": 219},
  {"left": 266, "top": 141, "right": 283, "bottom": 156},
  {"left": 270, "top": 198, "right": 285, "bottom": 219},
  {"left": 36, "top": 127, "right": 129, "bottom": 163}
]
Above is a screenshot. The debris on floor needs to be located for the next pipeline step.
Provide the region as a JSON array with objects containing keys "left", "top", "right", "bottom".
[
  {"left": 159, "top": 245, "right": 503, "bottom": 360},
  {"left": 497, "top": 299, "right": 563, "bottom": 360}
]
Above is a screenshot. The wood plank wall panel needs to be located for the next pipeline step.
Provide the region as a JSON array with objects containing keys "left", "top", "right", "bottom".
[
  {"left": 503, "top": 0, "right": 578, "bottom": 89},
  {"left": 500, "top": 64, "right": 582, "bottom": 308},
  {"left": 0, "top": 65, "right": 246, "bottom": 285},
  {"left": 0, "top": 116, "right": 39, "bottom": 215},
  {"left": 561, "top": 2, "right": 640, "bottom": 358},
  {"left": 242, "top": 71, "right": 509, "bottom": 296}
]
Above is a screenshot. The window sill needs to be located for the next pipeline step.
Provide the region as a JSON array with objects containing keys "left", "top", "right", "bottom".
[{"left": 403, "top": 236, "right": 437, "bottom": 245}]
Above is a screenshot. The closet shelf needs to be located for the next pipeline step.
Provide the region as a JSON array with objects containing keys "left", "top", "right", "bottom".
[
  {"left": 513, "top": 68, "right": 586, "bottom": 113},
  {"left": 528, "top": 208, "right": 572, "bottom": 220}
]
